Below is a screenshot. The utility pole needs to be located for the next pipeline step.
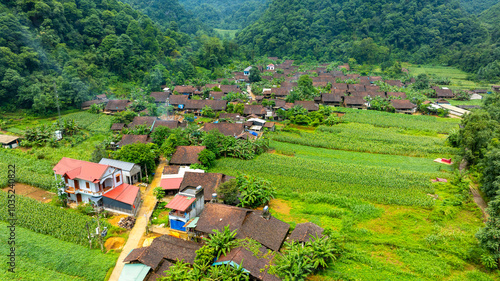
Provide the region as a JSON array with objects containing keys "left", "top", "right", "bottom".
[{"left": 86, "top": 222, "right": 92, "bottom": 249}]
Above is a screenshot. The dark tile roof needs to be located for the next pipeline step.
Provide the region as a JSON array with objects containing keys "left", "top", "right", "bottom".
[
  {"left": 391, "top": 99, "right": 416, "bottom": 110},
  {"left": 293, "top": 101, "right": 319, "bottom": 111},
  {"left": 219, "top": 85, "right": 240, "bottom": 93},
  {"left": 219, "top": 113, "right": 244, "bottom": 120},
  {"left": 348, "top": 84, "right": 365, "bottom": 91},
  {"left": 128, "top": 116, "right": 156, "bottom": 130},
  {"left": 124, "top": 235, "right": 201, "bottom": 270},
  {"left": 217, "top": 247, "right": 280, "bottom": 281},
  {"left": 255, "top": 95, "right": 264, "bottom": 101},
  {"left": 118, "top": 135, "right": 151, "bottom": 147},
  {"left": 202, "top": 123, "right": 244, "bottom": 137},
  {"left": 179, "top": 172, "right": 224, "bottom": 201},
  {"left": 105, "top": 100, "right": 130, "bottom": 111},
  {"left": 384, "top": 80, "right": 404, "bottom": 87},
  {"left": 370, "top": 76, "right": 383, "bottom": 81},
  {"left": 344, "top": 96, "right": 366, "bottom": 105},
  {"left": 331, "top": 83, "right": 348, "bottom": 90},
  {"left": 150, "top": 92, "right": 170, "bottom": 103},
  {"left": 387, "top": 92, "right": 407, "bottom": 99},
  {"left": 185, "top": 100, "right": 227, "bottom": 111},
  {"left": 365, "top": 85, "right": 380, "bottom": 92},
  {"left": 269, "top": 99, "right": 286, "bottom": 108},
  {"left": 168, "top": 95, "right": 189, "bottom": 105},
  {"left": 174, "top": 85, "right": 196, "bottom": 94},
  {"left": 146, "top": 260, "right": 174, "bottom": 281},
  {"left": 263, "top": 122, "right": 275, "bottom": 128},
  {"left": 312, "top": 81, "right": 328, "bottom": 87},
  {"left": 163, "top": 165, "right": 180, "bottom": 175},
  {"left": 331, "top": 89, "right": 346, "bottom": 95},
  {"left": 435, "top": 88, "right": 455, "bottom": 98},
  {"left": 244, "top": 105, "right": 267, "bottom": 115},
  {"left": 111, "top": 123, "right": 125, "bottom": 131},
  {"left": 289, "top": 222, "right": 324, "bottom": 243},
  {"left": 238, "top": 210, "right": 290, "bottom": 251},
  {"left": 349, "top": 91, "right": 371, "bottom": 97},
  {"left": 196, "top": 204, "right": 290, "bottom": 252},
  {"left": 269, "top": 87, "right": 290, "bottom": 97},
  {"left": 170, "top": 146, "right": 206, "bottom": 165},
  {"left": 322, "top": 93, "right": 342, "bottom": 103},
  {"left": 209, "top": 92, "right": 225, "bottom": 100},
  {"left": 153, "top": 120, "right": 180, "bottom": 131}
]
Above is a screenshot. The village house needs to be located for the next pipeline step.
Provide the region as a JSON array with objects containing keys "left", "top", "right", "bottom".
[
  {"left": 122, "top": 235, "right": 201, "bottom": 281},
  {"left": 179, "top": 172, "right": 233, "bottom": 203},
  {"left": 104, "top": 100, "right": 130, "bottom": 113},
  {"left": 289, "top": 222, "right": 324, "bottom": 243},
  {"left": 173, "top": 85, "right": 196, "bottom": 95},
  {"left": 266, "top": 64, "right": 275, "bottom": 70},
  {"left": 219, "top": 84, "right": 240, "bottom": 94},
  {"left": 202, "top": 122, "right": 245, "bottom": 137},
  {"left": 117, "top": 135, "right": 151, "bottom": 148},
  {"left": 111, "top": 123, "right": 126, "bottom": 132},
  {"left": 344, "top": 96, "right": 366, "bottom": 109},
  {"left": 169, "top": 146, "right": 206, "bottom": 166},
  {"left": 0, "top": 134, "right": 20, "bottom": 149},
  {"left": 384, "top": 80, "right": 404, "bottom": 87},
  {"left": 53, "top": 157, "right": 141, "bottom": 215},
  {"left": 184, "top": 100, "right": 227, "bottom": 115},
  {"left": 209, "top": 91, "right": 225, "bottom": 100},
  {"left": 243, "top": 104, "right": 267, "bottom": 118},
  {"left": 150, "top": 92, "right": 170, "bottom": 105},
  {"left": 322, "top": 93, "right": 343, "bottom": 106},
  {"left": 386, "top": 92, "right": 407, "bottom": 99},
  {"left": 434, "top": 88, "right": 455, "bottom": 99},
  {"left": 195, "top": 203, "right": 290, "bottom": 251},
  {"left": 218, "top": 113, "right": 245, "bottom": 122},
  {"left": 390, "top": 100, "right": 417, "bottom": 114},
  {"left": 492, "top": 85, "right": 500, "bottom": 92},
  {"left": 166, "top": 185, "right": 205, "bottom": 231},
  {"left": 81, "top": 99, "right": 107, "bottom": 110},
  {"left": 294, "top": 101, "right": 319, "bottom": 111},
  {"left": 99, "top": 158, "right": 142, "bottom": 185},
  {"left": 244, "top": 66, "right": 252, "bottom": 76},
  {"left": 168, "top": 95, "right": 189, "bottom": 109}
]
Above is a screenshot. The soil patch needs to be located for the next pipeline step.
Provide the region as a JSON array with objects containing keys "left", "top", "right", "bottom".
[
  {"left": 269, "top": 198, "right": 291, "bottom": 216},
  {"left": 108, "top": 215, "right": 128, "bottom": 228},
  {"left": 105, "top": 237, "right": 125, "bottom": 251},
  {"left": 2, "top": 183, "right": 55, "bottom": 203}
]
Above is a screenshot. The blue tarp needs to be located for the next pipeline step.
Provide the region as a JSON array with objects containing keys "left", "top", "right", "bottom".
[
  {"left": 118, "top": 263, "right": 151, "bottom": 281},
  {"left": 170, "top": 219, "right": 186, "bottom": 232}
]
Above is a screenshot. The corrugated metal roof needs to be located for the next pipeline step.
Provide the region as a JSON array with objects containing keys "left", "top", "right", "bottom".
[
  {"left": 103, "top": 184, "right": 139, "bottom": 205},
  {"left": 99, "top": 158, "right": 136, "bottom": 171},
  {"left": 166, "top": 195, "right": 195, "bottom": 212},
  {"left": 160, "top": 178, "right": 183, "bottom": 190},
  {"left": 0, "top": 134, "right": 20, "bottom": 144},
  {"left": 118, "top": 263, "right": 151, "bottom": 281}
]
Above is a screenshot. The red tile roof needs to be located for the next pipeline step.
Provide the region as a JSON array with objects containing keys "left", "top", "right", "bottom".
[
  {"left": 102, "top": 183, "right": 139, "bottom": 205},
  {"left": 166, "top": 195, "right": 196, "bottom": 211},
  {"left": 53, "top": 157, "right": 110, "bottom": 183},
  {"left": 160, "top": 178, "right": 183, "bottom": 191}
]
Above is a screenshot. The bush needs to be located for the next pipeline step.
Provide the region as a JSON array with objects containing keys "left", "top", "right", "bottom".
[{"left": 153, "top": 186, "right": 166, "bottom": 199}]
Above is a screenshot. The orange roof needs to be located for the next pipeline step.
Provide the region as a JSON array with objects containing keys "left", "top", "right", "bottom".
[
  {"left": 53, "top": 157, "right": 110, "bottom": 183},
  {"left": 166, "top": 195, "right": 195, "bottom": 212},
  {"left": 160, "top": 178, "right": 183, "bottom": 190},
  {"left": 102, "top": 183, "right": 139, "bottom": 205}
]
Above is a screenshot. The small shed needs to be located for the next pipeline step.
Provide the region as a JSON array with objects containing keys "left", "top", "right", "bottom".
[
  {"left": 0, "top": 135, "right": 20, "bottom": 149},
  {"left": 102, "top": 183, "right": 141, "bottom": 216}
]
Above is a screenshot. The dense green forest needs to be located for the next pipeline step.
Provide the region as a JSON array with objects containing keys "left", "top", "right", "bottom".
[
  {"left": 460, "top": 0, "right": 498, "bottom": 14},
  {"left": 178, "top": 0, "right": 269, "bottom": 30},
  {"left": 237, "top": 0, "right": 500, "bottom": 82},
  {"left": 480, "top": 2, "right": 500, "bottom": 26},
  {"left": 0, "top": 0, "right": 240, "bottom": 113},
  {"left": 119, "top": 0, "right": 209, "bottom": 34}
]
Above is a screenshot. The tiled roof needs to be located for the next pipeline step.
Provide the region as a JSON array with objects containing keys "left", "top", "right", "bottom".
[
  {"left": 391, "top": 99, "right": 416, "bottom": 110},
  {"left": 293, "top": 101, "right": 319, "bottom": 111},
  {"left": 53, "top": 157, "right": 110, "bottom": 183},
  {"left": 202, "top": 123, "right": 244, "bottom": 137},
  {"left": 169, "top": 146, "right": 206, "bottom": 165},
  {"left": 244, "top": 105, "right": 266, "bottom": 115},
  {"left": 111, "top": 123, "right": 125, "bottom": 130},
  {"left": 105, "top": 100, "right": 130, "bottom": 111},
  {"left": 174, "top": 85, "right": 196, "bottom": 93},
  {"left": 118, "top": 135, "right": 151, "bottom": 147},
  {"left": 168, "top": 95, "right": 189, "bottom": 105},
  {"left": 102, "top": 183, "right": 139, "bottom": 205},
  {"left": 150, "top": 92, "right": 169, "bottom": 103},
  {"left": 216, "top": 247, "right": 280, "bottom": 281},
  {"left": 289, "top": 222, "right": 324, "bottom": 243},
  {"left": 179, "top": 172, "right": 224, "bottom": 201}
]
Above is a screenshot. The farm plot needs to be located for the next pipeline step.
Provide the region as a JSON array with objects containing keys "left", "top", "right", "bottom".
[
  {"left": 271, "top": 123, "right": 458, "bottom": 158},
  {"left": 0, "top": 221, "right": 117, "bottom": 281},
  {"left": 210, "top": 148, "right": 445, "bottom": 207},
  {"left": 334, "top": 108, "right": 460, "bottom": 134}
]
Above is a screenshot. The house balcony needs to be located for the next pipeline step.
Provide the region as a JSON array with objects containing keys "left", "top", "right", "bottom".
[
  {"left": 169, "top": 211, "right": 190, "bottom": 222},
  {"left": 65, "top": 186, "right": 77, "bottom": 194}
]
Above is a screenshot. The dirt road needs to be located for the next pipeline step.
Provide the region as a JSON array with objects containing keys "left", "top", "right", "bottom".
[
  {"left": 108, "top": 159, "right": 166, "bottom": 281},
  {"left": 470, "top": 187, "right": 489, "bottom": 222},
  {"left": 247, "top": 85, "right": 256, "bottom": 101}
]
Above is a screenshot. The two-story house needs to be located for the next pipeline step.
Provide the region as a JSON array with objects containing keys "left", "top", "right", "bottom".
[
  {"left": 166, "top": 185, "right": 205, "bottom": 232},
  {"left": 53, "top": 157, "right": 141, "bottom": 215}
]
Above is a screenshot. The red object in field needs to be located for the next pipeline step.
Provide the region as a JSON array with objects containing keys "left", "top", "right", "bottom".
[{"left": 442, "top": 158, "right": 452, "bottom": 164}]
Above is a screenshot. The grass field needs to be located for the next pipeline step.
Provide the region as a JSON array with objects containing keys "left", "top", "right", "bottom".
[
  {"left": 0, "top": 221, "right": 117, "bottom": 281},
  {"left": 210, "top": 111, "right": 496, "bottom": 280},
  {"left": 405, "top": 64, "right": 492, "bottom": 91},
  {"left": 214, "top": 28, "right": 238, "bottom": 39}
]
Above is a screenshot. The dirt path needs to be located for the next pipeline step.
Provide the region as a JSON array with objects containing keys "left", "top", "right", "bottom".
[
  {"left": 2, "top": 183, "right": 55, "bottom": 203},
  {"left": 247, "top": 85, "right": 256, "bottom": 101},
  {"left": 470, "top": 187, "right": 488, "bottom": 222},
  {"left": 108, "top": 159, "right": 166, "bottom": 281}
]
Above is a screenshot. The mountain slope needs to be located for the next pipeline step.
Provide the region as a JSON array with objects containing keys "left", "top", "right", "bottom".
[
  {"left": 237, "top": 0, "right": 497, "bottom": 75},
  {"left": 179, "top": 0, "right": 269, "bottom": 30},
  {"left": 460, "top": 0, "right": 498, "bottom": 14},
  {"left": 0, "top": 0, "right": 193, "bottom": 113}
]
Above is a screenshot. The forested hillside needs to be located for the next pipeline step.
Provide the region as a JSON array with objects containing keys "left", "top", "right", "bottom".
[
  {"left": 460, "top": 0, "right": 498, "bottom": 14},
  {"left": 480, "top": 2, "right": 500, "bottom": 26},
  {"left": 179, "top": 0, "right": 269, "bottom": 30},
  {"left": 0, "top": 0, "right": 238, "bottom": 114},
  {"left": 119, "top": 0, "right": 209, "bottom": 34},
  {"left": 237, "top": 0, "right": 500, "bottom": 81}
]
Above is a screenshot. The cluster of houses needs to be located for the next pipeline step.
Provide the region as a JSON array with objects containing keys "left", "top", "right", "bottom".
[{"left": 120, "top": 161, "right": 325, "bottom": 281}]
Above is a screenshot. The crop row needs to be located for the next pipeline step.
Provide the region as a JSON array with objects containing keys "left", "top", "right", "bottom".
[
  {"left": 211, "top": 153, "right": 437, "bottom": 207},
  {"left": 0, "top": 149, "right": 56, "bottom": 190},
  {"left": 0, "top": 221, "right": 116, "bottom": 281},
  {"left": 272, "top": 123, "right": 458, "bottom": 158},
  {"left": 0, "top": 192, "right": 111, "bottom": 247},
  {"left": 335, "top": 108, "right": 460, "bottom": 134},
  {"left": 60, "top": 112, "right": 113, "bottom": 134}
]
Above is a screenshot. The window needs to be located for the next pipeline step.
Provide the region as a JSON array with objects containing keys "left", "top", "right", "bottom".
[
  {"left": 64, "top": 176, "right": 68, "bottom": 184},
  {"left": 116, "top": 174, "right": 121, "bottom": 183},
  {"left": 86, "top": 182, "right": 90, "bottom": 189}
]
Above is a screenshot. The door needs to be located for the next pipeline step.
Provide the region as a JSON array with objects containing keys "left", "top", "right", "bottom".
[
  {"left": 76, "top": 194, "right": 82, "bottom": 203},
  {"left": 127, "top": 176, "right": 130, "bottom": 184},
  {"left": 74, "top": 180, "right": 80, "bottom": 190}
]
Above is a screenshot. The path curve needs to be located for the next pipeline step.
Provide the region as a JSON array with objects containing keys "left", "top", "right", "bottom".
[
  {"left": 470, "top": 187, "right": 488, "bottom": 222},
  {"left": 108, "top": 159, "right": 166, "bottom": 281}
]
